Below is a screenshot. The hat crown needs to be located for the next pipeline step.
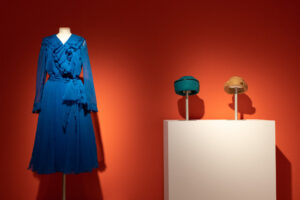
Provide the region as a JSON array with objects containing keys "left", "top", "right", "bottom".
[
  {"left": 174, "top": 76, "right": 200, "bottom": 96},
  {"left": 224, "top": 76, "right": 248, "bottom": 94}
]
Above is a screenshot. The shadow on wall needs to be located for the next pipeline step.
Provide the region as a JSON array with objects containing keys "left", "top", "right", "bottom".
[
  {"left": 228, "top": 94, "right": 291, "bottom": 199},
  {"left": 91, "top": 112, "right": 106, "bottom": 172},
  {"left": 33, "top": 169, "right": 103, "bottom": 200},
  {"left": 33, "top": 112, "right": 106, "bottom": 200},
  {"left": 177, "top": 95, "right": 205, "bottom": 119},
  {"left": 276, "top": 146, "right": 292, "bottom": 200},
  {"left": 229, "top": 93, "right": 256, "bottom": 119}
]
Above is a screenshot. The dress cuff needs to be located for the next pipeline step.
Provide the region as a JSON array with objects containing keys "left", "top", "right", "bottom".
[
  {"left": 32, "top": 102, "right": 41, "bottom": 113},
  {"left": 86, "top": 103, "right": 98, "bottom": 112}
]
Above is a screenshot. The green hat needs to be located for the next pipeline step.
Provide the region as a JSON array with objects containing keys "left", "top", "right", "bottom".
[{"left": 174, "top": 76, "right": 199, "bottom": 96}]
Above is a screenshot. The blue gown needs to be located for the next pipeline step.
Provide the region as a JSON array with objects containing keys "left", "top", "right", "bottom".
[{"left": 27, "top": 34, "right": 99, "bottom": 174}]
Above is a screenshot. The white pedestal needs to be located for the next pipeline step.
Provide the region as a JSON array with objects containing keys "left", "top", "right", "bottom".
[{"left": 164, "top": 120, "right": 276, "bottom": 200}]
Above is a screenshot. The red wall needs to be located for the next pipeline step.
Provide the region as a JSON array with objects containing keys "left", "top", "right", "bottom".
[{"left": 0, "top": 0, "right": 299, "bottom": 199}]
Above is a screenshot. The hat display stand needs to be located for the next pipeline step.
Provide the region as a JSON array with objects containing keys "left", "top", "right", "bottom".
[
  {"left": 63, "top": 173, "right": 66, "bottom": 200},
  {"left": 174, "top": 76, "right": 200, "bottom": 120},
  {"left": 224, "top": 76, "right": 248, "bottom": 120},
  {"left": 184, "top": 90, "right": 191, "bottom": 120},
  {"left": 235, "top": 88, "right": 238, "bottom": 120},
  {"left": 231, "top": 86, "right": 240, "bottom": 120},
  {"left": 166, "top": 76, "right": 276, "bottom": 199}
]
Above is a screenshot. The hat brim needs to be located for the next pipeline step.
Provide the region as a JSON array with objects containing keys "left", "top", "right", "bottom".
[{"left": 224, "top": 82, "right": 248, "bottom": 94}]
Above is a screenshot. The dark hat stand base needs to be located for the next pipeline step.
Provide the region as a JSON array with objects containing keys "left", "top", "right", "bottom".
[{"left": 62, "top": 173, "right": 66, "bottom": 200}]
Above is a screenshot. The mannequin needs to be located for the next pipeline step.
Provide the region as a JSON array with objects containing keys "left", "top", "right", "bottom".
[
  {"left": 56, "top": 27, "right": 72, "bottom": 44},
  {"left": 57, "top": 26, "right": 71, "bottom": 200}
]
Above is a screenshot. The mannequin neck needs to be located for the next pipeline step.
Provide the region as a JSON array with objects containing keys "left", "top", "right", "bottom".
[
  {"left": 58, "top": 27, "right": 71, "bottom": 35},
  {"left": 56, "top": 27, "right": 72, "bottom": 44}
]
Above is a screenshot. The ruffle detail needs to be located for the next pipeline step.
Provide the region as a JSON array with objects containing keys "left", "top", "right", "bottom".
[{"left": 47, "top": 34, "right": 84, "bottom": 77}]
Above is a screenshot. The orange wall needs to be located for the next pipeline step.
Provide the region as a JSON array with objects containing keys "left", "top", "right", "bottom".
[{"left": 0, "top": 0, "right": 299, "bottom": 199}]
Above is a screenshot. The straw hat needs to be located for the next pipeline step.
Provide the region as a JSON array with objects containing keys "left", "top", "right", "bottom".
[
  {"left": 174, "top": 76, "right": 199, "bottom": 96},
  {"left": 224, "top": 76, "right": 248, "bottom": 94}
]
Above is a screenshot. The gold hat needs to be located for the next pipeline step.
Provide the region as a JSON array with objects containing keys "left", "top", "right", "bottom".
[{"left": 224, "top": 76, "right": 248, "bottom": 94}]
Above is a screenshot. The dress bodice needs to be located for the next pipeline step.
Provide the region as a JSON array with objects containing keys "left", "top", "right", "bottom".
[
  {"left": 32, "top": 34, "right": 98, "bottom": 116},
  {"left": 43, "top": 34, "right": 84, "bottom": 79}
]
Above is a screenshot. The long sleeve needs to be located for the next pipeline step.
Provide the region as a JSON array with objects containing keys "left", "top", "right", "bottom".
[
  {"left": 81, "top": 39, "right": 98, "bottom": 112},
  {"left": 32, "top": 39, "right": 47, "bottom": 113}
]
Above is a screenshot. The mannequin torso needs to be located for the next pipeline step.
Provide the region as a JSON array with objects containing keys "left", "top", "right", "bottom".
[{"left": 56, "top": 27, "right": 72, "bottom": 44}]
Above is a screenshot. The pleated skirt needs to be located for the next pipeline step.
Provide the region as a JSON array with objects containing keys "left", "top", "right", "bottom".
[{"left": 28, "top": 79, "right": 99, "bottom": 174}]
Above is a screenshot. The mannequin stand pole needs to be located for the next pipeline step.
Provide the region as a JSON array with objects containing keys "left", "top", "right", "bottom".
[
  {"left": 235, "top": 88, "right": 238, "bottom": 120},
  {"left": 185, "top": 91, "right": 189, "bottom": 120},
  {"left": 62, "top": 173, "right": 66, "bottom": 200}
]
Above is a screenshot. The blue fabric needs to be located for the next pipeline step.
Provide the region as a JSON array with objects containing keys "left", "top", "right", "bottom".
[{"left": 28, "top": 34, "right": 99, "bottom": 174}]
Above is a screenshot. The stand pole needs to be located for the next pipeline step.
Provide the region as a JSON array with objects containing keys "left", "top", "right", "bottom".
[
  {"left": 185, "top": 91, "right": 189, "bottom": 120},
  {"left": 235, "top": 88, "right": 238, "bottom": 120},
  {"left": 62, "top": 173, "right": 66, "bottom": 200}
]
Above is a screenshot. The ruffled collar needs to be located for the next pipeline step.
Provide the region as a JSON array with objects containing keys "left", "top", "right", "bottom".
[
  {"left": 54, "top": 34, "right": 74, "bottom": 46},
  {"left": 44, "top": 34, "right": 85, "bottom": 76},
  {"left": 44, "top": 34, "right": 84, "bottom": 49}
]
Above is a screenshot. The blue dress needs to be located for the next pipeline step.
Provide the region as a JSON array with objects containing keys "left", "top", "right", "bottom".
[{"left": 27, "top": 34, "right": 99, "bottom": 174}]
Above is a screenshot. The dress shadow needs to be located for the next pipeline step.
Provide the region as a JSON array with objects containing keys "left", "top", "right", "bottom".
[
  {"left": 33, "top": 112, "right": 106, "bottom": 200},
  {"left": 228, "top": 93, "right": 256, "bottom": 119},
  {"left": 276, "top": 146, "right": 292, "bottom": 200},
  {"left": 177, "top": 95, "right": 205, "bottom": 119}
]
